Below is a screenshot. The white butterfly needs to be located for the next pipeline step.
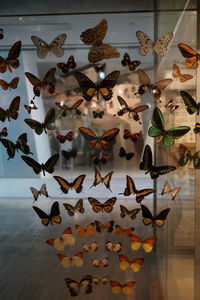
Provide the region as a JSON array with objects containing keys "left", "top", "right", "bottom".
[
  {"left": 31, "top": 33, "right": 67, "bottom": 59},
  {"left": 136, "top": 31, "right": 173, "bottom": 56}
]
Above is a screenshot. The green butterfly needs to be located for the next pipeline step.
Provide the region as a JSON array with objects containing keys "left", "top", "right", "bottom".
[
  {"left": 24, "top": 108, "right": 56, "bottom": 135},
  {"left": 180, "top": 90, "right": 200, "bottom": 115},
  {"left": 140, "top": 144, "right": 176, "bottom": 179},
  {"left": 21, "top": 154, "right": 59, "bottom": 176},
  {"left": 0, "top": 133, "right": 33, "bottom": 160},
  {"left": 177, "top": 144, "right": 200, "bottom": 169},
  {"left": 148, "top": 107, "right": 190, "bottom": 147}
]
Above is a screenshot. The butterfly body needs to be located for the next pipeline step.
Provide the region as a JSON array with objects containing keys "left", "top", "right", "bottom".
[
  {"left": 121, "top": 53, "right": 141, "bottom": 71},
  {"left": 1, "top": 133, "right": 32, "bottom": 159},
  {"left": 57, "top": 55, "right": 76, "bottom": 73},
  {"left": 63, "top": 199, "right": 84, "bottom": 216},
  {"left": 53, "top": 175, "right": 86, "bottom": 194},
  {"left": 0, "top": 96, "right": 20, "bottom": 122},
  {"left": 0, "top": 41, "right": 21, "bottom": 73},
  {"left": 32, "top": 201, "right": 61, "bottom": 226},
  {"left": 178, "top": 43, "right": 200, "bottom": 67},
  {"left": 141, "top": 204, "right": 170, "bottom": 227}
]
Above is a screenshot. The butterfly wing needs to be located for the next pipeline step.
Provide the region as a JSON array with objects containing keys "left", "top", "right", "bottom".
[
  {"left": 88, "top": 197, "right": 102, "bottom": 213},
  {"left": 8, "top": 96, "right": 20, "bottom": 120},
  {"left": 129, "top": 208, "right": 141, "bottom": 220},
  {"left": 155, "top": 208, "right": 171, "bottom": 227},
  {"left": 180, "top": 90, "right": 198, "bottom": 114},
  {"left": 148, "top": 107, "right": 164, "bottom": 139},
  {"left": 25, "top": 72, "right": 42, "bottom": 96},
  {"left": 31, "top": 36, "right": 50, "bottom": 58},
  {"left": 15, "top": 133, "right": 32, "bottom": 155},
  {"left": 178, "top": 43, "right": 199, "bottom": 67},
  {"left": 0, "top": 138, "right": 16, "bottom": 159},
  {"left": 24, "top": 119, "right": 44, "bottom": 135},
  {"left": 49, "top": 201, "right": 61, "bottom": 224},
  {"left": 165, "top": 126, "right": 190, "bottom": 147},
  {"left": 40, "top": 184, "right": 48, "bottom": 198},
  {"left": 21, "top": 155, "right": 42, "bottom": 174},
  {"left": 63, "top": 203, "right": 76, "bottom": 216},
  {"left": 141, "top": 204, "right": 153, "bottom": 226},
  {"left": 98, "top": 70, "right": 120, "bottom": 101},
  {"left": 43, "top": 154, "right": 59, "bottom": 174},
  {"left": 154, "top": 32, "right": 173, "bottom": 56},
  {"left": 43, "top": 108, "right": 56, "bottom": 130},
  {"left": 74, "top": 72, "right": 96, "bottom": 101},
  {"left": 140, "top": 144, "right": 153, "bottom": 172},
  {"left": 120, "top": 205, "right": 129, "bottom": 218},
  {"left": 136, "top": 31, "right": 154, "bottom": 56},
  {"left": 0, "top": 41, "right": 21, "bottom": 73},
  {"left": 142, "top": 237, "right": 157, "bottom": 253},
  {"left": 100, "top": 128, "right": 120, "bottom": 150},
  {"left": 30, "top": 187, "right": 40, "bottom": 201},
  {"left": 88, "top": 43, "right": 119, "bottom": 63},
  {"left": 138, "top": 69, "right": 151, "bottom": 84},
  {"left": 53, "top": 176, "right": 71, "bottom": 194},
  {"left": 50, "top": 33, "right": 67, "bottom": 57},
  {"left": 71, "top": 175, "right": 86, "bottom": 193},
  {"left": 154, "top": 79, "right": 173, "bottom": 90},
  {"left": 80, "top": 19, "right": 108, "bottom": 45},
  {"left": 32, "top": 205, "right": 50, "bottom": 226}
]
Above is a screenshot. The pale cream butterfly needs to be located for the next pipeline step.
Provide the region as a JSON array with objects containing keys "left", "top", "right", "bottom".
[
  {"left": 31, "top": 33, "right": 67, "bottom": 58},
  {"left": 136, "top": 31, "right": 173, "bottom": 56}
]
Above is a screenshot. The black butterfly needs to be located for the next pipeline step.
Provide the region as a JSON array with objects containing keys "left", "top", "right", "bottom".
[
  {"left": 180, "top": 90, "right": 200, "bottom": 115},
  {"left": 140, "top": 144, "right": 176, "bottom": 179},
  {"left": 21, "top": 154, "right": 59, "bottom": 176},
  {"left": 62, "top": 149, "right": 77, "bottom": 160},
  {"left": 0, "top": 133, "right": 33, "bottom": 159},
  {"left": 55, "top": 99, "right": 84, "bottom": 117},
  {"left": 32, "top": 201, "right": 61, "bottom": 226},
  {"left": 119, "top": 147, "right": 135, "bottom": 160},
  {"left": 141, "top": 204, "right": 170, "bottom": 227},
  {"left": 24, "top": 100, "right": 38, "bottom": 114},
  {"left": 0, "top": 96, "right": 20, "bottom": 122},
  {"left": 92, "top": 111, "right": 104, "bottom": 119}
]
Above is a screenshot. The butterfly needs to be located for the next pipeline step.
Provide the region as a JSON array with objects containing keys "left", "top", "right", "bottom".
[
  {"left": 31, "top": 33, "right": 67, "bottom": 58},
  {"left": 56, "top": 131, "right": 73, "bottom": 143},
  {"left": 64, "top": 275, "right": 93, "bottom": 297},
  {"left": 119, "top": 147, "right": 135, "bottom": 160},
  {"left": 180, "top": 90, "right": 200, "bottom": 115},
  {"left": 120, "top": 205, "right": 141, "bottom": 220},
  {"left": 92, "top": 257, "right": 109, "bottom": 267},
  {"left": 172, "top": 64, "right": 193, "bottom": 82},
  {"left": 53, "top": 175, "right": 86, "bottom": 194},
  {"left": 32, "top": 201, "right": 61, "bottom": 226},
  {"left": 119, "top": 255, "right": 144, "bottom": 272},
  {"left": 61, "top": 149, "right": 77, "bottom": 160},
  {"left": 82, "top": 242, "right": 98, "bottom": 252},
  {"left": 115, "top": 96, "right": 149, "bottom": 123},
  {"left": 123, "top": 129, "right": 140, "bottom": 142},
  {"left": 0, "top": 41, "right": 21, "bottom": 73},
  {"left": 92, "top": 110, "right": 104, "bottom": 119},
  {"left": 148, "top": 107, "right": 190, "bottom": 147},
  {"left": 93, "top": 63, "right": 106, "bottom": 73},
  {"left": 80, "top": 19, "right": 120, "bottom": 63},
  {"left": 161, "top": 181, "right": 181, "bottom": 201},
  {"left": 178, "top": 43, "right": 200, "bottom": 67},
  {"left": 0, "top": 127, "right": 8, "bottom": 138},
  {"left": 88, "top": 197, "right": 116, "bottom": 213},
  {"left": 0, "top": 133, "right": 32, "bottom": 160},
  {"left": 63, "top": 199, "right": 84, "bottom": 216},
  {"left": 115, "top": 225, "right": 134, "bottom": 237},
  {"left": 55, "top": 99, "right": 84, "bottom": 117},
  {"left": 140, "top": 145, "right": 176, "bottom": 179},
  {"left": 90, "top": 168, "right": 113, "bottom": 191},
  {"left": 194, "top": 123, "right": 200, "bottom": 134},
  {"left": 0, "top": 96, "right": 20, "bottom": 122},
  {"left": 25, "top": 68, "right": 56, "bottom": 99},
  {"left": 92, "top": 276, "right": 108, "bottom": 286},
  {"left": 24, "top": 100, "right": 38, "bottom": 114},
  {"left": 57, "top": 55, "right": 76, "bottom": 73},
  {"left": 131, "top": 234, "right": 157, "bottom": 253},
  {"left": 136, "top": 69, "right": 173, "bottom": 101},
  {"left": 119, "top": 175, "right": 155, "bottom": 203},
  {"left": 74, "top": 70, "right": 120, "bottom": 101},
  {"left": 75, "top": 223, "right": 96, "bottom": 237},
  {"left": 95, "top": 220, "right": 114, "bottom": 233},
  {"left": 105, "top": 241, "right": 122, "bottom": 252},
  {"left": 30, "top": 184, "right": 49, "bottom": 202},
  {"left": 21, "top": 154, "right": 59, "bottom": 176},
  {"left": 79, "top": 127, "right": 120, "bottom": 150},
  {"left": 57, "top": 252, "right": 84, "bottom": 268},
  {"left": 90, "top": 154, "right": 109, "bottom": 164},
  {"left": 177, "top": 144, "right": 200, "bottom": 169},
  {"left": 110, "top": 280, "right": 136, "bottom": 295},
  {"left": 136, "top": 31, "right": 173, "bottom": 56},
  {"left": 141, "top": 204, "right": 171, "bottom": 227},
  {"left": 46, "top": 227, "right": 75, "bottom": 250},
  {"left": 0, "top": 77, "right": 19, "bottom": 90},
  {"left": 165, "top": 99, "right": 179, "bottom": 113},
  {"left": 121, "top": 53, "right": 141, "bottom": 71},
  {"left": 24, "top": 108, "right": 56, "bottom": 135}
]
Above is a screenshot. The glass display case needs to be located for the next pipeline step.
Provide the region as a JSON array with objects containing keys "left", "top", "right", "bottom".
[{"left": 0, "top": 1, "right": 199, "bottom": 299}]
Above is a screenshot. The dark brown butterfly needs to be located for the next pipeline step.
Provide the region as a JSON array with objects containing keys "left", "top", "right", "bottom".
[
  {"left": 21, "top": 154, "right": 59, "bottom": 176},
  {"left": 55, "top": 99, "right": 84, "bottom": 117},
  {"left": 74, "top": 70, "right": 120, "bottom": 101},
  {"left": 65, "top": 275, "right": 93, "bottom": 297},
  {"left": 141, "top": 204, "right": 170, "bottom": 227},
  {"left": 135, "top": 70, "right": 172, "bottom": 101},
  {"left": 80, "top": 19, "right": 120, "bottom": 63},
  {"left": 92, "top": 110, "right": 104, "bottom": 119},
  {"left": 0, "top": 41, "right": 21, "bottom": 73},
  {"left": 33, "top": 201, "right": 61, "bottom": 226},
  {"left": 120, "top": 205, "right": 141, "bottom": 220},
  {"left": 88, "top": 197, "right": 116, "bottom": 213},
  {"left": 61, "top": 148, "right": 77, "bottom": 160},
  {"left": 91, "top": 154, "right": 109, "bottom": 164},
  {"left": 0, "top": 96, "right": 20, "bottom": 122},
  {"left": 123, "top": 129, "right": 141, "bottom": 142},
  {"left": 53, "top": 175, "right": 86, "bottom": 194},
  {"left": 165, "top": 99, "right": 179, "bottom": 113},
  {"left": 93, "top": 63, "right": 106, "bottom": 73},
  {"left": 79, "top": 127, "right": 120, "bottom": 150},
  {"left": 178, "top": 43, "right": 200, "bottom": 67},
  {"left": 57, "top": 55, "right": 76, "bottom": 73},
  {"left": 114, "top": 96, "right": 148, "bottom": 124},
  {"left": 0, "top": 77, "right": 19, "bottom": 90},
  {"left": 0, "top": 127, "right": 8, "bottom": 138},
  {"left": 121, "top": 53, "right": 141, "bottom": 71},
  {"left": 24, "top": 100, "right": 38, "bottom": 114},
  {"left": 63, "top": 199, "right": 84, "bottom": 216},
  {"left": 56, "top": 131, "right": 73, "bottom": 143},
  {"left": 90, "top": 168, "right": 113, "bottom": 191},
  {"left": 25, "top": 68, "right": 56, "bottom": 99},
  {"left": 0, "top": 133, "right": 33, "bottom": 159},
  {"left": 119, "top": 147, "right": 135, "bottom": 160}
]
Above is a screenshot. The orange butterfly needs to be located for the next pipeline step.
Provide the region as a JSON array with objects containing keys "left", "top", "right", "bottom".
[
  {"left": 91, "top": 257, "right": 109, "bottom": 267},
  {"left": 75, "top": 223, "right": 96, "bottom": 237},
  {"left": 95, "top": 220, "right": 114, "bottom": 233},
  {"left": 0, "top": 41, "right": 21, "bottom": 73},
  {"left": 57, "top": 252, "right": 83, "bottom": 268},
  {"left": 110, "top": 281, "right": 136, "bottom": 295},
  {"left": 130, "top": 234, "right": 156, "bottom": 253},
  {"left": 90, "top": 153, "right": 109, "bottom": 165},
  {"left": 172, "top": 64, "right": 193, "bottom": 82},
  {"left": 119, "top": 255, "right": 144, "bottom": 272},
  {"left": 46, "top": 227, "right": 75, "bottom": 251},
  {"left": 82, "top": 242, "right": 98, "bottom": 252},
  {"left": 115, "top": 225, "right": 134, "bottom": 237},
  {"left": 105, "top": 241, "right": 122, "bottom": 252},
  {"left": 79, "top": 127, "right": 120, "bottom": 150},
  {"left": 90, "top": 168, "right": 113, "bottom": 191},
  {"left": 123, "top": 129, "right": 141, "bottom": 142},
  {"left": 0, "top": 77, "right": 19, "bottom": 90},
  {"left": 88, "top": 197, "right": 116, "bottom": 213},
  {"left": 56, "top": 131, "right": 73, "bottom": 143},
  {"left": 178, "top": 43, "right": 200, "bottom": 67}
]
